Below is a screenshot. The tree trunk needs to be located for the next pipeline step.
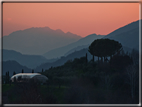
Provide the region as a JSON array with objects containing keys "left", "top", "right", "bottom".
[
  {"left": 86, "top": 53, "right": 88, "bottom": 63},
  {"left": 110, "top": 55, "right": 112, "bottom": 60},
  {"left": 101, "top": 57, "right": 103, "bottom": 62},
  {"left": 126, "top": 65, "right": 136, "bottom": 100},
  {"left": 9, "top": 80, "right": 11, "bottom": 86},
  {"left": 93, "top": 55, "right": 94, "bottom": 62}
]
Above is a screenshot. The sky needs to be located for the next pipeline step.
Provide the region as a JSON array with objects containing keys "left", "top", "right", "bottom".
[
  {"left": 3, "top": 2, "right": 140, "bottom": 37},
  {"left": 1, "top": 1, "right": 141, "bottom": 105}
]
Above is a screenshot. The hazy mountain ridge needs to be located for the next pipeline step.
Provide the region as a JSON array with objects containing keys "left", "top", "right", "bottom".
[
  {"left": 64, "top": 45, "right": 89, "bottom": 56},
  {"left": 64, "top": 20, "right": 140, "bottom": 57},
  {"left": 2, "top": 49, "right": 58, "bottom": 69},
  {"left": 2, "top": 60, "right": 32, "bottom": 77},
  {"left": 43, "top": 20, "right": 140, "bottom": 59},
  {"left": 43, "top": 34, "right": 105, "bottom": 59},
  {"left": 3, "top": 27, "right": 82, "bottom": 55},
  {"left": 3, "top": 20, "right": 140, "bottom": 74},
  {"left": 37, "top": 20, "right": 140, "bottom": 71},
  {"left": 103, "top": 20, "right": 140, "bottom": 38},
  {"left": 35, "top": 45, "right": 133, "bottom": 71},
  {"left": 36, "top": 48, "right": 92, "bottom": 71},
  {"left": 105, "top": 27, "right": 139, "bottom": 50},
  {"left": 103, "top": 20, "right": 140, "bottom": 51}
]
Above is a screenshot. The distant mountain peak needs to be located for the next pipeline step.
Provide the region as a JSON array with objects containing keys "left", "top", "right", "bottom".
[
  {"left": 66, "top": 31, "right": 72, "bottom": 34},
  {"left": 44, "top": 26, "right": 51, "bottom": 29},
  {"left": 84, "top": 33, "right": 105, "bottom": 39},
  {"left": 24, "top": 26, "right": 52, "bottom": 31},
  {"left": 87, "top": 33, "right": 97, "bottom": 37},
  {"left": 66, "top": 32, "right": 81, "bottom": 38},
  {"left": 55, "top": 29, "right": 64, "bottom": 34}
]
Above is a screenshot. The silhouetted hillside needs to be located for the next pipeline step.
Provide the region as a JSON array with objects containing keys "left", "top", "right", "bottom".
[
  {"left": 64, "top": 45, "right": 89, "bottom": 56},
  {"left": 36, "top": 45, "right": 133, "bottom": 71},
  {"left": 44, "top": 20, "right": 140, "bottom": 59},
  {"left": 104, "top": 20, "right": 140, "bottom": 38},
  {"left": 36, "top": 48, "right": 95, "bottom": 71},
  {"left": 103, "top": 20, "right": 140, "bottom": 50},
  {"left": 2, "top": 60, "right": 32, "bottom": 76},
  {"left": 2, "top": 49, "right": 57, "bottom": 69},
  {"left": 43, "top": 34, "right": 105, "bottom": 59},
  {"left": 64, "top": 20, "right": 140, "bottom": 57}
]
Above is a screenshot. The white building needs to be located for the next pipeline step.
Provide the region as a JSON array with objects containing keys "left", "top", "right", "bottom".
[{"left": 10, "top": 73, "right": 48, "bottom": 83}]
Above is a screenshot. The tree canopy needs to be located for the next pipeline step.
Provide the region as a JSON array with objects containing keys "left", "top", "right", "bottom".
[{"left": 88, "top": 39, "right": 122, "bottom": 59}]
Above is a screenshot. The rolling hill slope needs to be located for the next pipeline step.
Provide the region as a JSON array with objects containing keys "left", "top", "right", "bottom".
[{"left": 2, "top": 49, "right": 57, "bottom": 69}]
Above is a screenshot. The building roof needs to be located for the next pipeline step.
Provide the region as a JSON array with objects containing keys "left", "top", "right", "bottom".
[{"left": 11, "top": 73, "right": 41, "bottom": 79}]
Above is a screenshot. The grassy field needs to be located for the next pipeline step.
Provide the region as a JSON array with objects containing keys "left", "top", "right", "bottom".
[
  {"left": 2, "top": 84, "right": 14, "bottom": 93},
  {"left": 2, "top": 83, "right": 138, "bottom": 104},
  {"left": 2, "top": 83, "right": 69, "bottom": 104},
  {"left": 40, "top": 85, "right": 69, "bottom": 103}
]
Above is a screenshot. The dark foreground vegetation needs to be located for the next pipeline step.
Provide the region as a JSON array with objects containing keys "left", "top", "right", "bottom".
[
  {"left": 2, "top": 39, "right": 139, "bottom": 104},
  {"left": 2, "top": 50, "right": 139, "bottom": 104}
]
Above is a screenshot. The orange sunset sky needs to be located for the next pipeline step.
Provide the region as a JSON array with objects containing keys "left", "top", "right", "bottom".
[{"left": 3, "top": 2, "right": 140, "bottom": 37}]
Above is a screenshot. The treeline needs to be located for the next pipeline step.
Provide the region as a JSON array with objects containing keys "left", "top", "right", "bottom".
[
  {"left": 2, "top": 39, "right": 139, "bottom": 104},
  {"left": 40, "top": 47, "right": 139, "bottom": 103}
]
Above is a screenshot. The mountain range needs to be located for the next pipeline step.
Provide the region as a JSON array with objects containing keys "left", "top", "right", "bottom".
[
  {"left": 36, "top": 20, "right": 140, "bottom": 70},
  {"left": 35, "top": 48, "right": 93, "bottom": 71},
  {"left": 2, "top": 49, "right": 58, "bottom": 69},
  {"left": 43, "top": 20, "right": 140, "bottom": 59},
  {"left": 2, "top": 19, "right": 140, "bottom": 75},
  {"left": 103, "top": 20, "right": 140, "bottom": 50},
  {"left": 2, "top": 27, "right": 81, "bottom": 55},
  {"left": 35, "top": 45, "right": 134, "bottom": 71},
  {"left": 43, "top": 34, "right": 105, "bottom": 59}
]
